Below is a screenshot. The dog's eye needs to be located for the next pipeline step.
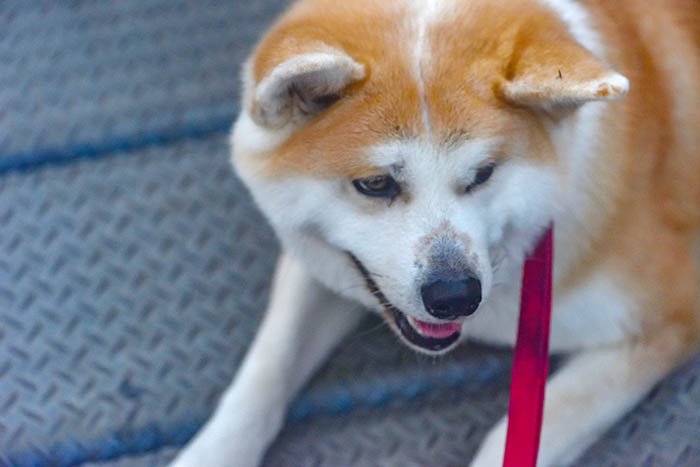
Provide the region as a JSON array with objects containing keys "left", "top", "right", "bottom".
[
  {"left": 466, "top": 163, "right": 496, "bottom": 193},
  {"left": 353, "top": 175, "right": 400, "bottom": 198}
]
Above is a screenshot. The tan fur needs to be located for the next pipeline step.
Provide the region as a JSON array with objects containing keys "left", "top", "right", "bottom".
[{"left": 562, "top": 0, "right": 700, "bottom": 339}]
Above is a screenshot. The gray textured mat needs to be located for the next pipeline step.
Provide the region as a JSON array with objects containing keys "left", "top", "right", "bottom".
[
  {"left": 0, "top": 0, "right": 288, "bottom": 161},
  {"left": 265, "top": 384, "right": 510, "bottom": 467},
  {"left": 265, "top": 353, "right": 700, "bottom": 467},
  {"left": 0, "top": 137, "right": 278, "bottom": 465},
  {"left": 80, "top": 353, "right": 700, "bottom": 467}
]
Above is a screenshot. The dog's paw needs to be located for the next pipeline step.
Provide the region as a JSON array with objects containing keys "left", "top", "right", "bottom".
[
  {"left": 471, "top": 415, "right": 581, "bottom": 467},
  {"left": 168, "top": 429, "right": 264, "bottom": 467},
  {"left": 169, "top": 442, "right": 257, "bottom": 467},
  {"left": 470, "top": 418, "right": 507, "bottom": 467}
]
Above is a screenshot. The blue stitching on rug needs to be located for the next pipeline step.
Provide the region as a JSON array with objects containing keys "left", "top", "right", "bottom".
[{"left": 0, "top": 117, "right": 234, "bottom": 177}]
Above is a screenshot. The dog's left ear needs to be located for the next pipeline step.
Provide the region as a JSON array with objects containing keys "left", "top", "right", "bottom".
[
  {"left": 248, "top": 47, "right": 366, "bottom": 128},
  {"left": 498, "top": 31, "right": 629, "bottom": 110}
]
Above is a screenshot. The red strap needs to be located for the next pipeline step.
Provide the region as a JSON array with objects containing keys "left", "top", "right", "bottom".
[{"left": 503, "top": 226, "right": 554, "bottom": 467}]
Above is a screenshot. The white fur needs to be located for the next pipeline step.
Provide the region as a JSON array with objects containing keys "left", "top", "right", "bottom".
[
  {"left": 593, "top": 72, "right": 630, "bottom": 97},
  {"left": 551, "top": 271, "right": 640, "bottom": 349},
  {"left": 236, "top": 135, "right": 557, "bottom": 328},
  {"left": 231, "top": 111, "right": 294, "bottom": 157},
  {"left": 409, "top": 0, "right": 450, "bottom": 135}
]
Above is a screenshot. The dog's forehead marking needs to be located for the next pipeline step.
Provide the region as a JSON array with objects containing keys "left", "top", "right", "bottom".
[{"left": 409, "top": 0, "right": 453, "bottom": 138}]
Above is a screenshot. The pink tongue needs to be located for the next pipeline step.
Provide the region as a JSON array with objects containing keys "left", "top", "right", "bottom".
[{"left": 413, "top": 319, "right": 461, "bottom": 339}]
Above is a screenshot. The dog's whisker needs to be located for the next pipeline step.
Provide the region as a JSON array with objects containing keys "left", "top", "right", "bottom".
[
  {"left": 365, "top": 269, "right": 386, "bottom": 279},
  {"left": 345, "top": 320, "right": 390, "bottom": 342},
  {"left": 336, "top": 283, "right": 372, "bottom": 294}
]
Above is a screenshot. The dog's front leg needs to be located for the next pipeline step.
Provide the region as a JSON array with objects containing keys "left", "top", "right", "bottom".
[
  {"left": 171, "top": 253, "right": 364, "bottom": 467},
  {"left": 471, "top": 326, "right": 694, "bottom": 467}
]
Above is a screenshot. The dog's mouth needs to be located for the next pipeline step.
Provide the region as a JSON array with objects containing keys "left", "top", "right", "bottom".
[
  {"left": 390, "top": 308, "right": 462, "bottom": 352},
  {"left": 348, "top": 254, "right": 462, "bottom": 354}
]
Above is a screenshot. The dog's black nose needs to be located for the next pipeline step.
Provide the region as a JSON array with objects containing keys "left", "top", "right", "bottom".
[{"left": 421, "top": 276, "right": 482, "bottom": 320}]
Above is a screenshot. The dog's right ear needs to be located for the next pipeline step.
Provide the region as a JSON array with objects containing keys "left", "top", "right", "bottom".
[{"left": 247, "top": 47, "right": 366, "bottom": 129}]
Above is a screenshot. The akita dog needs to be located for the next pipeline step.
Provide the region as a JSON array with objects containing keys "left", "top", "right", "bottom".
[{"left": 173, "top": 0, "right": 700, "bottom": 465}]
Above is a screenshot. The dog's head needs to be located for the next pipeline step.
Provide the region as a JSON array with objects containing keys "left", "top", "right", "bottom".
[{"left": 232, "top": 0, "right": 628, "bottom": 354}]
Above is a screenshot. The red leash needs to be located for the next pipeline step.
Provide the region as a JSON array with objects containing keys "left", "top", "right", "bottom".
[{"left": 503, "top": 226, "right": 554, "bottom": 467}]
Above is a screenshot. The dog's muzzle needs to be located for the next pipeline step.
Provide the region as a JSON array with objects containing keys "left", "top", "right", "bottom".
[{"left": 348, "top": 253, "right": 464, "bottom": 354}]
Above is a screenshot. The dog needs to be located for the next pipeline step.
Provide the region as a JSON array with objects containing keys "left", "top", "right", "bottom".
[{"left": 172, "top": 0, "right": 700, "bottom": 465}]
